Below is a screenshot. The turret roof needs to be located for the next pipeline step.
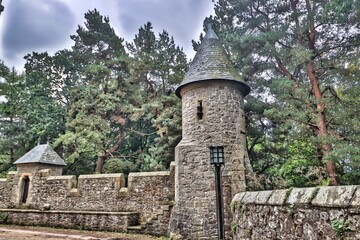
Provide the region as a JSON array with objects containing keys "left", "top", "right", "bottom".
[
  {"left": 175, "top": 25, "right": 250, "bottom": 97},
  {"left": 14, "top": 144, "right": 66, "bottom": 166}
]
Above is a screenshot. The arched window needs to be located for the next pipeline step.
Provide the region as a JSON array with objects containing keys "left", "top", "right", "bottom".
[{"left": 21, "top": 176, "right": 30, "bottom": 203}]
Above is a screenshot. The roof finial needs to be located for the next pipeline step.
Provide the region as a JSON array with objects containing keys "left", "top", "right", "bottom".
[
  {"left": 47, "top": 136, "right": 50, "bottom": 144},
  {"left": 37, "top": 137, "right": 41, "bottom": 146},
  {"left": 204, "top": 22, "right": 218, "bottom": 39}
]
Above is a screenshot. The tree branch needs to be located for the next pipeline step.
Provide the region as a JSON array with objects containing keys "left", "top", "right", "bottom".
[{"left": 321, "top": 86, "right": 341, "bottom": 101}]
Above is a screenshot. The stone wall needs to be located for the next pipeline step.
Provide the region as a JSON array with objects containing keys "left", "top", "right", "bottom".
[
  {"left": 0, "top": 164, "right": 175, "bottom": 236},
  {"left": 0, "top": 172, "right": 18, "bottom": 209},
  {"left": 231, "top": 186, "right": 360, "bottom": 239},
  {"left": 0, "top": 209, "right": 139, "bottom": 232}
]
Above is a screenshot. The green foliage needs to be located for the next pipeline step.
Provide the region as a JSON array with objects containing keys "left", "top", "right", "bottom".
[
  {"left": 331, "top": 219, "right": 351, "bottom": 237},
  {"left": 0, "top": 212, "right": 8, "bottom": 224},
  {"left": 103, "top": 158, "right": 139, "bottom": 175},
  {"left": 278, "top": 140, "right": 320, "bottom": 188},
  {"left": 212, "top": 0, "right": 360, "bottom": 187},
  {"left": 0, "top": 62, "right": 29, "bottom": 169},
  {"left": 230, "top": 221, "right": 237, "bottom": 233},
  {"left": 125, "top": 22, "right": 186, "bottom": 170}
]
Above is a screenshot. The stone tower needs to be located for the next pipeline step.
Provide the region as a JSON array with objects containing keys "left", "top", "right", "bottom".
[{"left": 169, "top": 26, "right": 251, "bottom": 239}]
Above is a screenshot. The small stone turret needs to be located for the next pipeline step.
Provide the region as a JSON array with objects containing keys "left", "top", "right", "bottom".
[
  {"left": 14, "top": 144, "right": 66, "bottom": 175},
  {"left": 169, "top": 26, "right": 252, "bottom": 239},
  {"left": 13, "top": 143, "right": 66, "bottom": 207}
]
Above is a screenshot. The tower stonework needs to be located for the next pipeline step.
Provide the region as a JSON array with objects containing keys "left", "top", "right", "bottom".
[{"left": 169, "top": 27, "right": 251, "bottom": 239}]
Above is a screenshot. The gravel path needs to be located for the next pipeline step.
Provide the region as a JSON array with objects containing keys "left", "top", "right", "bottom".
[{"left": 0, "top": 225, "right": 160, "bottom": 240}]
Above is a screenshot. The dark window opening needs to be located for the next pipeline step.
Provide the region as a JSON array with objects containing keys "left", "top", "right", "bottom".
[
  {"left": 21, "top": 176, "right": 30, "bottom": 203},
  {"left": 197, "top": 100, "right": 203, "bottom": 120}
]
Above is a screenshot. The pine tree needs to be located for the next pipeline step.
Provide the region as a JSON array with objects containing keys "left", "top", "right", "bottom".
[
  {"left": 212, "top": 0, "right": 360, "bottom": 186},
  {"left": 125, "top": 22, "right": 187, "bottom": 170},
  {"left": 0, "top": 62, "right": 27, "bottom": 173},
  {"left": 54, "top": 9, "right": 130, "bottom": 174}
]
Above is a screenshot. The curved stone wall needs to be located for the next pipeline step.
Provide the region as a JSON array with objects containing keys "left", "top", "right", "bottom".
[{"left": 180, "top": 81, "right": 246, "bottom": 146}]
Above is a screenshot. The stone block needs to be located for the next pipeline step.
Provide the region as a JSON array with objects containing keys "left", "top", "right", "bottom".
[
  {"left": 241, "top": 191, "right": 259, "bottom": 204},
  {"left": 118, "top": 187, "right": 129, "bottom": 196},
  {"left": 69, "top": 188, "right": 79, "bottom": 197},
  {"left": 287, "top": 187, "right": 318, "bottom": 205},
  {"left": 42, "top": 203, "right": 51, "bottom": 210},
  {"left": 47, "top": 175, "right": 75, "bottom": 181},
  {"left": 311, "top": 186, "right": 357, "bottom": 207},
  {"left": 254, "top": 190, "right": 273, "bottom": 204},
  {"left": 38, "top": 169, "right": 52, "bottom": 177},
  {"left": 267, "top": 189, "right": 289, "bottom": 205},
  {"left": 161, "top": 205, "right": 170, "bottom": 211},
  {"left": 6, "top": 171, "right": 17, "bottom": 180},
  {"left": 232, "top": 192, "right": 246, "bottom": 203},
  {"left": 350, "top": 186, "right": 360, "bottom": 207},
  {"left": 128, "top": 171, "right": 170, "bottom": 178},
  {"left": 78, "top": 173, "right": 125, "bottom": 179}
]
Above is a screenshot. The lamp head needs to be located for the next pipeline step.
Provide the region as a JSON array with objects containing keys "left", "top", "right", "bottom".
[{"left": 210, "top": 146, "right": 224, "bottom": 165}]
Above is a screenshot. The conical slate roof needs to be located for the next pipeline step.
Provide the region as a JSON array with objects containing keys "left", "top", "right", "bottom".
[
  {"left": 14, "top": 144, "right": 66, "bottom": 166},
  {"left": 175, "top": 26, "right": 250, "bottom": 97}
]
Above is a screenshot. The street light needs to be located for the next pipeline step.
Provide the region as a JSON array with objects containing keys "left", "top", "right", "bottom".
[{"left": 210, "top": 146, "right": 225, "bottom": 240}]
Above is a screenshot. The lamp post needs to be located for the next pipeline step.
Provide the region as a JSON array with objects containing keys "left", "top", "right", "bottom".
[{"left": 210, "top": 146, "right": 225, "bottom": 240}]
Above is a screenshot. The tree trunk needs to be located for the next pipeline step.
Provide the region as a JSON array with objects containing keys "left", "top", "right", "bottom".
[
  {"left": 95, "top": 155, "right": 106, "bottom": 174},
  {"left": 95, "top": 127, "right": 125, "bottom": 174},
  {"left": 306, "top": 62, "right": 339, "bottom": 185},
  {"left": 306, "top": 0, "right": 339, "bottom": 185},
  {"left": 304, "top": 0, "right": 339, "bottom": 185}
]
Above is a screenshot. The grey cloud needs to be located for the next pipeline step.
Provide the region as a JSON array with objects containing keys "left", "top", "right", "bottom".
[
  {"left": 2, "top": 0, "right": 75, "bottom": 60},
  {"left": 118, "top": 0, "right": 212, "bottom": 46}
]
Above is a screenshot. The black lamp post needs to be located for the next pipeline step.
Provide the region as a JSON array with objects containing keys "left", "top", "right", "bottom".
[{"left": 210, "top": 146, "right": 225, "bottom": 240}]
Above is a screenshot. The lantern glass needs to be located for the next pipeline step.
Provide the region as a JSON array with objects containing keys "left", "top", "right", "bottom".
[{"left": 210, "top": 146, "right": 224, "bottom": 165}]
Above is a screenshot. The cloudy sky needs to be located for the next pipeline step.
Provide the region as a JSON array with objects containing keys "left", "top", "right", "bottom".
[{"left": 0, "top": 0, "right": 215, "bottom": 70}]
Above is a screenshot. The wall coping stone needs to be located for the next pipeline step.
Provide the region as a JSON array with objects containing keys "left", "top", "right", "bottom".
[
  {"left": 78, "top": 173, "right": 124, "bottom": 179},
  {"left": 0, "top": 179, "right": 6, "bottom": 182},
  {"left": 312, "top": 185, "right": 357, "bottom": 207},
  {"left": 128, "top": 171, "right": 170, "bottom": 177},
  {"left": 233, "top": 186, "right": 359, "bottom": 208},
  {"left": 47, "top": 175, "right": 75, "bottom": 180},
  {"left": 254, "top": 190, "right": 273, "bottom": 204},
  {"left": 267, "top": 189, "right": 289, "bottom": 205},
  {"left": 287, "top": 187, "right": 318, "bottom": 205},
  {"left": 233, "top": 192, "right": 246, "bottom": 202},
  {"left": 241, "top": 191, "right": 259, "bottom": 204},
  {"left": 0, "top": 209, "right": 138, "bottom": 215}
]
